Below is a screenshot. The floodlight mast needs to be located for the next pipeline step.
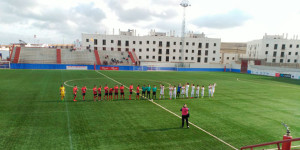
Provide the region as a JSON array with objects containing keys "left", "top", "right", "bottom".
[{"left": 180, "top": 0, "right": 191, "bottom": 68}]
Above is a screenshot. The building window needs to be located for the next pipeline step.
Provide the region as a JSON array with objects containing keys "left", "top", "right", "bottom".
[
  {"left": 287, "top": 59, "right": 290, "bottom": 63},
  {"left": 125, "top": 48, "right": 129, "bottom": 52},
  {"left": 265, "top": 51, "right": 268, "bottom": 55},
  {"left": 214, "top": 43, "right": 216, "bottom": 46},
  {"left": 132, "top": 48, "right": 136, "bottom": 52},
  {"left": 166, "top": 49, "right": 170, "bottom": 54},
  {"left": 288, "top": 52, "right": 291, "bottom": 55},
  {"left": 158, "top": 56, "right": 162, "bottom": 61},
  {"left": 139, "top": 41, "right": 142, "bottom": 45},
  {"left": 272, "top": 59, "right": 276, "bottom": 62},
  {"left": 197, "top": 57, "right": 201, "bottom": 62},
  {"left": 185, "top": 50, "right": 188, "bottom": 53},
  {"left": 152, "top": 56, "right": 155, "bottom": 59},
  {"left": 139, "top": 49, "right": 142, "bottom": 52},
  {"left": 297, "top": 45, "right": 299, "bottom": 48},
  {"left": 111, "top": 47, "right": 114, "bottom": 51},
  {"left": 173, "top": 42, "right": 176, "bottom": 45},
  {"left": 296, "top": 52, "right": 298, "bottom": 55},
  {"left": 173, "top": 56, "right": 175, "bottom": 60},
  {"left": 212, "top": 58, "right": 215, "bottom": 61},
  {"left": 86, "top": 39, "right": 89, "bottom": 42},
  {"left": 227, "top": 57, "right": 229, "bottom": 60},
  {"left": 159, "top": 41, "right": 163, "bottom": 47},
  {"left": 294, "top": 59, "right": 297, "bottom": 63},
  {"left": 118, "top": 40, "right": 121, "bottom": 46},
  {"left": 282, "top": 44, "right": 285, "bottom": 50},
  {"left": 179, "top": 57, "right": 182, "bottom": 60},
  {"left": 153, "top": 48, "right": 155, "bottom": 52},
  {"left": 213, "top": 50, "right": 216, "bottom": 54},
  {"left": 186, "top": 42, "right": 189, "bottom": 46},
  {"left": 281, "top": 52, "right": 285, "bottom": 57},
  {"left": 166, "top": 56, "right": 169, "bottom": 62},
  {"left": 133, "top": 41, "right": 136, "bottom": 44},
  {"left": 146, "top": 48, "right": 149, "bottom": 52},
  {"left": 290, "top": 44, "right": 293, "bottom": 48},
  {"left": 139, "top": 56, "right": 142, "bottom": 59},
  {"left": 192, "top": 42, "right": 195, "bottom": 46},
  {"left": 280, "top": 59, "right": 283, "bottom": 63},
  {"left": 94, "top": 39, "right": 98, "bottom": 45},
  {"left": 191, "top": 57, "right": 194, "bottom": 60},
  {"left": 153, "top": 41, "right": 156, "bottom": 44},
  {"left": 273, "top": 51, "right": 277, "bottom": 57},
  {"left": 204, "top": 57, "right": 208, "bottom": 63},
  {"left": 205, "top": 50, "right": 208, "bottom": 56},
  {"left": 198, "top": 43, "right": 202, "bottom": 48},
  {"left": 147, "top": 41, "right": 149, "bottom": 44},
  {"left": 94, "top": 47, "right": 98, "bottom": 50},
  {"left": 180, "top": 42, "right": 182, "bottom": 45},
  {"left": 274, "top": 44, "right": 278, "bottom": 50},
  {"left": 185, "top": 57, "right": 188, "bottom": 60},
  {"left": 179, "top": 49, "right": 182, "bottom": 53},
  {"left": 111, "top": 40, "right": 114, "bottom": 43},
  {"left": 205, "top": 43, "right": 209, "bottom": 48},
  {"left": 266, "top": 44, "right": 269, "bottom": 47},
  {"left": 166, "top": 41, "right": 170, "bottom": 47},
  {"left": 125, "top": 41, "right": 129, "bottom": 46},
  {"left": 118, "top": 48, "right": 121, "bottom": 51},
  {"left": 146, "top": 55, "right": 149, "bottom": 59},
  {"left": 158, "top": 49, "right": 162, "bottom": 54},
  {"left": 192, "top": 50, "right": 194, "bottom": 53},
  {"left": 173, "top": 49, "right": 176, "bottom": 53},
  {"left": 198, "top": 50, "right": 201, "bottom": 55}
]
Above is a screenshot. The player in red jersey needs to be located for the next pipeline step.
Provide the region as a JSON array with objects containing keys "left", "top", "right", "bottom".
[
  {"left": 114, "top": 84, "right": 119, "bottom": 100},
  {"left": 120, "top": 85, "right": 125, "bottom": 100},
  {"left": 73, "top": 85, "right": 78, "bottom": 102},
  {"left": 81, "top": 86, "right": 87, "bottom": 101},
  {"left": 93, "top": 85, "right": 97, "bottom": 101},
  {"left": 97, "top": 85, "right": 102, "bottom": 101},
  {"left": 109, "top": 87, "right": 113, "bottom": 100},
  {"left": 129, "top": 84, "right": 133, "bottom": 100},
  {"left": 104, "top": 84, "right": 109, "bottom": 100},
  {"left": 136, "top": 85, "right": 140, "bottom": 100}
]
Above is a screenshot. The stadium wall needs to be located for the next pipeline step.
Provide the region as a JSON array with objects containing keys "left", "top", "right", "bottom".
[
  {"left": 248, "top": 65, "right": 300, "bottom": 79},
  {"left": 10, "top": 63, "right": 250, "bottom": 73}
]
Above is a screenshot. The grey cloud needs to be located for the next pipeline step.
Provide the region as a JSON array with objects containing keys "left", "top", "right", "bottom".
[
  {"left": 108, "top": 0, "right": 178, "bottom": 23},
  {"left": 72, "top": 3, "right": 106, "bottom": 22},
  {"left": 192, "top": 9, "right": 251, "bottom": 29}
]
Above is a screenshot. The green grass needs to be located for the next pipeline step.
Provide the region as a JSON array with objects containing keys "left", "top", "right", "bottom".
[{"left": 0, "top": 69, "right": 300, "bottom": 150}]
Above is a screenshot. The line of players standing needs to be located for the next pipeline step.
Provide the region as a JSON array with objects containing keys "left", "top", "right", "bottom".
[{"left": 71, "top": 83, "right": 216, "bottom": 102}]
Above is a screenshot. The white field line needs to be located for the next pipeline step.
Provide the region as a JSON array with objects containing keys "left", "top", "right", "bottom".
[
  {"left": 65, "top": 93, "right": 73, "bottom": 150},
  {"left": 95, "top": 70, "right": 238, "bottom": 150}
]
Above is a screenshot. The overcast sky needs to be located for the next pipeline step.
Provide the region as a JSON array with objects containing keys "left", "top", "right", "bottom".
[{"left": 1, "top": 0, "right": 300, "bottom": 44}]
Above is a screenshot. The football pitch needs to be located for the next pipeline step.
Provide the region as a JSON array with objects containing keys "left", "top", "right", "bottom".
[{"left": 0, "top": 69, "right": 299, "bottom": 150}]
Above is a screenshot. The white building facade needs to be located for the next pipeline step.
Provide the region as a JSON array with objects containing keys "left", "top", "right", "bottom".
[
  {"left": 81, "top": 30, "right": 221, "bottom": 65},
  {"left": 244, "top": 34, "right": 300, "bottom": 63}
]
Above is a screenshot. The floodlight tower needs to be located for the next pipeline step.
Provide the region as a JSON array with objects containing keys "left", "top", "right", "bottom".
[{"left": 180, "top": 0, "right": 191, "bottom": 67}]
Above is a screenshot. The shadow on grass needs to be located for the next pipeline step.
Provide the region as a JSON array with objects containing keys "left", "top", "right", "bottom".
[{"left": 142, "top": 127, "right": 185, "bottom": 132}]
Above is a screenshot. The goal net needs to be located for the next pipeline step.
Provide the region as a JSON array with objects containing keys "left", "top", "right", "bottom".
[{"left": 0, "top": 61, "right": 10, "bottom": 69}]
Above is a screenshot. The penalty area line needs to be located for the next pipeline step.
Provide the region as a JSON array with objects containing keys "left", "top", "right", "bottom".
[{"left": 95, "top": 70, "right": 238, "bottom": 150}]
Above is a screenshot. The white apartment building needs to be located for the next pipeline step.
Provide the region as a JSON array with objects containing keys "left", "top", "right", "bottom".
[
  {"left": 81, "top": 30, "right": 221, "bottom": 64},
  {"left": 244, "top": 34, "right": 300, "bottom": 63}
]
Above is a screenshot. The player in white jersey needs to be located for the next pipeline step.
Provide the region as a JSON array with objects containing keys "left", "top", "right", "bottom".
[
  {"left": 208, "top": 84, "right": 212, "bottom": 98},
  {"left": 195, "top": 85, "right": 200, "bottom": 98},
  {"left": 173, "top": 85, "right": 177, "bottom": 99},
  {"left": 181, "top": 86, "right": 185, "bottom": 98},
  {"left": 169, "top": 85, "right": 173, "bottom": 100},
  {"left": 201, "top": 85, "right": 205, "bottom": 98},
  {"left": 185, "top": 83, "right": 190, "bottom": 98},
  {"left": 159, "top": 84, "right": 165, "bottom": 99},
  {"left": 191, "top": 84, "right": 195, "bottom": 98},
  {"left": 212, "top": 83, "right": 216, "bottom": 97}
]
